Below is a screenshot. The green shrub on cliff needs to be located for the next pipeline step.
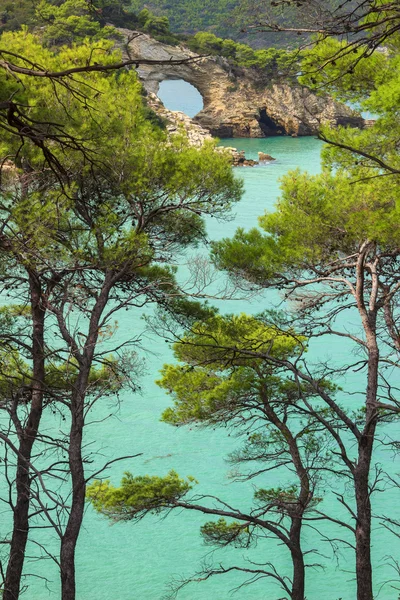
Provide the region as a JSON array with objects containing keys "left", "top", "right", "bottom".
[
  {"left": 0, "top": 0, "right": 183, "bottom": 47},
  {"left": 187, "top": 31, "right": 300, "bottom": 77}
]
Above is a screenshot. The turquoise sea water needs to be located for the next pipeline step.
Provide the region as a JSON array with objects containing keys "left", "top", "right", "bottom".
[
  {"left": 16, "top": 83, "right": 399, "bottom": 599},
  {"left": 72, "top": 135, "right": 397, "bottom": 600},
  {"left": 76, "top": 137, "right": 333, "bottom": 600}
]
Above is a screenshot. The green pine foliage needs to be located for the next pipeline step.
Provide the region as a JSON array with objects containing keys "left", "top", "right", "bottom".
[
  {"left": 0, "top": 0, "right": 356, "bottom": 49},
  {"left": 0, "top": 21, "right": 243, "bottom": 596},
  {"left": 187, "top": 31, "right": 300, "bottom": 76},
  {"left": 200, "top": 519, "right": 251, "bottom": 548},
  {"left": 0, "top": 0, "right": 137, "bottom": 32},
  {"left": 35, "top": 0, "right": 118, "bottom": 46},
  {"left": 0, "top": 0, "right": 37, "bottom": 31},
  {"left": 0, "top": 308, "right": 126, "bottom": 399},
  {"left": 212, "top": 33, "right": 400, "bottom": 282},
  {"left": 87, "top": 471, "right": 194, "bottom": 520},
  {"left": 0, "top": 0, "right": 300, "bottom": 76},
  {"left": 87, "top": 309, "right": 332, "bottom": 598}
]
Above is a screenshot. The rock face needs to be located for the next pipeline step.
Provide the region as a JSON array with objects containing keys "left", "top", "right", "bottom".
[
  {"left": 146, "top": 95, "right": 257, "bottom": 166},
  {"left": 146, "top": 93, "right": 213, "bottom": 147},
  {"left": 196, "top": 84, "right": 364, "bottom": 137},
  {"left": 117, "top": 28, "right": 364, "bottom": 138},
  {"left": 258, "top": 152, "right": 276, "bottom": 162}
]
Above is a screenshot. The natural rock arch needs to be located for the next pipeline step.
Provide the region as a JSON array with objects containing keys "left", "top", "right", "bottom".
[
  {"left": 157, "top": 78, "right": 204, "bottom": 116},
  {"left": 118, "top": 29, "right": 364, "bottom": 138}
]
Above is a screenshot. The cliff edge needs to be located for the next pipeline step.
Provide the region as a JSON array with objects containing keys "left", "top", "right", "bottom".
[{"left": 117, "top": 29, "right": 364, "bottom": 138}]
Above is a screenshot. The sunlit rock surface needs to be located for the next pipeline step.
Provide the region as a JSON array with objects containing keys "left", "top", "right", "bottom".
[{"left": 117, "top": 28, "right": 364, "bottom": 138}]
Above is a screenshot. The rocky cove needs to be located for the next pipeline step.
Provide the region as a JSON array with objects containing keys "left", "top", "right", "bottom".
[{"left": 117, "top": 28, "right": 365, "bottom": 142}]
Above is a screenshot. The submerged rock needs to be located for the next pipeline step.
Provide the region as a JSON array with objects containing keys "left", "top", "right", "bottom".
[
  {"left": 216, "top": 147, "right": 258, "bottom": 167},
  {"left": 231, "top": 150, "right": 258, "bottom": 167},
  {"left": 258, "top": 152, "right": 276, "bottom": 162}
]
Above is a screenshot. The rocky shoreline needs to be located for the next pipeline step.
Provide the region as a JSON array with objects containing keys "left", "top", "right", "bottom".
[
  {"left": 113, "top": 29, "right": 369, "bottom": 167},
  {"left": 147, "top": 94, "right": 276, "bottom": 167},
  {"left": 118, "top": 28, "right": 365, "bottom": 139},
  {"left": 132, "top": 32, "right": 366, "bottom": 167},
  {"left": 146, "top": 93, "right": 259, "bottom": 166}
]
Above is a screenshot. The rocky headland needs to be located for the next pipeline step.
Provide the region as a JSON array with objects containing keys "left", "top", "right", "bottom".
[{"left": 117, "top": 28, "right": 365, "bottom": 139}]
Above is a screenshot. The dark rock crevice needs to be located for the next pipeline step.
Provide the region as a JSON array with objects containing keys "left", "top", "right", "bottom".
[{"left": 258, "top": 109, "right": 286, "bottom": 136}]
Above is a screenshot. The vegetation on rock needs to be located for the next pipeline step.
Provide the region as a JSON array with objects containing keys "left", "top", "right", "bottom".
[{"left": 187, "top": 31, "right": 300, "bottom": 76}]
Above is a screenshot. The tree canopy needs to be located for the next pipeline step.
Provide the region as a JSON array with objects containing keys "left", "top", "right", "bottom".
[
  {"left": 0, "top": 11, "right": 242, "bottom": 599},
  {"left": 88, "top": 315, "right": 332, "bottom": 600},
  {"left": 85, "top": 6, "right": 400, "bottom": 600}
]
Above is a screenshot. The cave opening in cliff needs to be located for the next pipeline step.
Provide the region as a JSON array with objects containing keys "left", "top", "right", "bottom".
[
  {"left": 158, "top": 79, "right": 204, "bottom": 118},
  {"left": 258, "top": 109, "right": 286, "bottom": 136}
]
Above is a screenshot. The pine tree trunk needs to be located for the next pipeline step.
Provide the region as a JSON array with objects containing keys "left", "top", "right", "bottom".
[
  {"left": 4, "top": 439, "right": 34, "bottom": 600},
  {"left": 352, "top": 250, "right": 378, "bottom": 600},
  {"left": 60, "top": 401, "right": 85, "bottom": 600},
  {"left": 59, "top": 280, "right": 112, "bottom": 600},
  {"left": 4, "top": 276, "right": 45, "bottom": 600},
  {"left": 353, "top": 300, "right": 378, "bottom": 600},
  {"left": 290, "top": 518, "right": 305, "bottom": 600},
  {"left": 354, "top": 447, "right": 374, "bottom": 600}
]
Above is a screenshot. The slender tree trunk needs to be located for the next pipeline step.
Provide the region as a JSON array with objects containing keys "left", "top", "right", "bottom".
[
  {"left": 4, "top": 275, "right": 45, "bottom": 600},
  {"left": 290, "top": 518, "right": 305, "bottom": 600},
  {"left": 354, "top": 441, "right": 374, "bottom": 600},
  {"left": 4, "top": 439, "right": 35, "bottom": 600},
  {"left": 60, "top": 398, "right": 85, "bottom": 600},
  {"left": 352, "top": 247, "right": 378, "bottom": 600},
  {"left": 59, "top": 278, "right": 112, "bottom": 600},
  {"left": 261, "top": 393, "right": 307, "bottom": 600},
  {"left": 353, "top": 343, "right": 378, "bottom": 600}
]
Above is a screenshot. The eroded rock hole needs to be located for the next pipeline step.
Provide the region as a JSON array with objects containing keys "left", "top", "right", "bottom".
[
  {"left": 258, "top": 108, "right": 286, "bottom": 136},
  {"left": 158, "top": 79, "right": 204, "bottom": 118}
]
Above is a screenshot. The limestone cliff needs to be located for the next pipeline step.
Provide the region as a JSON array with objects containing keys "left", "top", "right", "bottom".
[{"left": 117, "top": 28, "right": 364, "bottom": 138}]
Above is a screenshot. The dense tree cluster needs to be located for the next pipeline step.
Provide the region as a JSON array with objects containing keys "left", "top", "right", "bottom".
[
  {"left": 130, "top": 0, "right": 361, "bottom": 46},
  {"left": 0, "top": 8, "right": 241, "bottom": 600},
  {"left": 187, "top": 31, "right": 300, "bottom": 76},
  {"left": 88, "top": 3, "right": 400, "bottom": 600},
  {"left": 130, "top": 0, "right": 240, "bottom": 39},
  {"left": 1, "top": 1, "right": 400, "bottom": 600},
  {"left": 0, "top": 0, "right": 181, "bottom": 44}
]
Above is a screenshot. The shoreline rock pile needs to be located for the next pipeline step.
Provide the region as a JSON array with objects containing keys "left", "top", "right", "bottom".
[
  {"left": 223, "top": 148, "right": 258, "bottom": 167},
  {"left": 146, "top": 93, "right": 213, "bottom": 147},
  {"left": 146, "top": 94, "right": 261, "bottom": 166}
]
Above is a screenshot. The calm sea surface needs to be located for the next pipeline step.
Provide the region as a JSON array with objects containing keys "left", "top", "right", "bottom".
[{"left": 22, "top": 81, "right": 398, "bottom": 599}]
